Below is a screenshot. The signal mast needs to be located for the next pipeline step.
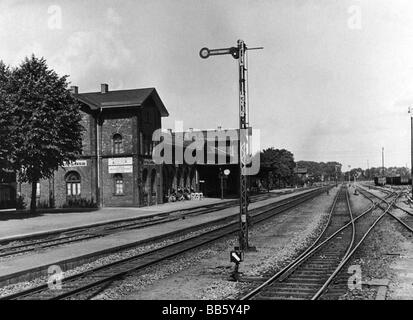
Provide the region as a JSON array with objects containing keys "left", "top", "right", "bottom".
[{"left": 200, "top": 41, "right": 263, "bottom": 255}]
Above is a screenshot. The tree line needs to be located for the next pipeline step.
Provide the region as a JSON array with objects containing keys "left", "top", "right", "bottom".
[
  {"left": 344, "top": 166, "right": 410, "bottom": 181},
  {"left": 254, "top": 148, "right": 343, "bottom": 189}
]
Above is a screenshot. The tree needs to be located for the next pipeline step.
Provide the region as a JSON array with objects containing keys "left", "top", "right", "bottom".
[
  {"left": 365, "top": 166, "right": 410, "bottom": 179},
  {"left": 0, "top": 61, "right": 13, "bottom": 179},
  {"left": 260, "top": 148, "right": 295, "bottom": 188},
  {"left": 1, "top": 55, "right": 83, "bottom": 213}
]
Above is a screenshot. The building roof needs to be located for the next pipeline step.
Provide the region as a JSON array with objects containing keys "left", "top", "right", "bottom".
[
  {"left": 171, "top": 129, "right": 240, "bottom": 141},
  {"left": 74, "top": 88, "right": 169, "bottom": 117},
  {"left": 157, "top": 128, "right": 240, "bottom": 165},
  {"left": 294, "top": 167, "right": 308, "bottom": 174}
]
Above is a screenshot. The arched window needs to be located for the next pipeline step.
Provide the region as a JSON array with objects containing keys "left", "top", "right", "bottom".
[
  {"left": 113, "top": 134, "right": 123, "bottom": 154},
  {"left": 114, "top": 174, "right": 124, "bottom": 195},
  {"left": 66, "top": 172, "right": 81, "bottom": 197},
  {"left": 36, "top": 182, "right": 41, "bottom": 198}
]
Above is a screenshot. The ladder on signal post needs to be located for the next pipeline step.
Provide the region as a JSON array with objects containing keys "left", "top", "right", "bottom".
[{"left": 200, "top": 40, "right": 263, "bottom": 254}]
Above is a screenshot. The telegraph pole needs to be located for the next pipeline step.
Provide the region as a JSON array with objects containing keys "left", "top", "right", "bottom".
[
  {"left": 348, "top": 165, "right": 351, "bottom": 185},
  {"left": 335, "top": 164, "right": 341, "bottom": 187},
  {"left": 200, "top": 41, "right": 263, "bottom": 254},
  {"left": 382, "top": 147, "right": 385, "bottom": 176}
]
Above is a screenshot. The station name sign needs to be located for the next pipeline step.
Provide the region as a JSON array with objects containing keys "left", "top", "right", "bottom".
[
  {"left": 108, "top": 157, "right": 133, "bottom": 174},
  {"left": 62, "top": 160, "right": 87, "bottom": 168}
]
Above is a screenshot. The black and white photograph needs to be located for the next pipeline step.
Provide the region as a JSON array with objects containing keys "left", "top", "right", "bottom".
[{"left": 0, "top": 0, "right": 413, "bottom": 312}]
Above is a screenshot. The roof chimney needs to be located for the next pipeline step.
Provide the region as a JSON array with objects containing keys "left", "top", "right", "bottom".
[
  {"left": 101, "top": 83, "right": 109, "bottom": 94},
  {"left": 217, "top": 126, "right": 222, "bottom": 130},
  {"left": 70, "top": 86, "right": 78, "bottom": 94}
]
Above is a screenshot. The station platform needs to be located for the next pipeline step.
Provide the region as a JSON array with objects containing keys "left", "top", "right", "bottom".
[
  {"left": 0, "top": 197, "right": 225, "bottom": 242},
  {"left": 0, "top": 188, "right": 302, "bottom": 242},
  {"left": 0, "top": 188, "right": 317, "bottom": 286}
]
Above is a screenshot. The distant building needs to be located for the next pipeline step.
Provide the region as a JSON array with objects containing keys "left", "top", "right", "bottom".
[
  {"left": 294, "top": 167, "right": 308, "bottom": 186},
  {"left": 293, "top": 167, "right": 308, "bottom": 176}
]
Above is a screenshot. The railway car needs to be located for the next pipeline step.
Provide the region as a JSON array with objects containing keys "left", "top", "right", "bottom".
[
  {"left": 376, "top": 176, "right": 411, "bottom": 186},
  {"left": 386, "top": 176, "right": 401, "bottom": 185},
  {"left": 374, "top": 176, "right": 386, "bottom": 186}
]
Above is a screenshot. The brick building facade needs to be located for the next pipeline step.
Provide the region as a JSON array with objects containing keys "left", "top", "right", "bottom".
[{"left": 19, "top": 84, "right": 172, "bottom": 208}]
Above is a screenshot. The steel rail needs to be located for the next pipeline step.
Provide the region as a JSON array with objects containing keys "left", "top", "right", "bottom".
[
  {"left": 358, "top": 186, "right": 413, "bottom": 233},
  {"left": 0, "top": 191, "right": 291, "bottom": 259},
  {"left": 361, "top": 184, "right": 413, "bottom": 216},
  {"left": 241, "top": 186, "right": 358, "bottom": 300},
  {"left": 241, "top": 187, "right": 395, "bottom": 300},
  {"left": 341, "top": 188, "right": 356, "bottom": 266},
  {"left": 0, "top": 187, "right": 329, "bottom": 300},
  {"left": 311, "top": 190, "right": 400, "bottom": 300}
]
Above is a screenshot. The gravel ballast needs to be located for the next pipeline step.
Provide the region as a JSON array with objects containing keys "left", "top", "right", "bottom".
[
  {"left": 91, "top": 187, "right": 340, "bottom": 300},
  {"left": 0, "top": 223, "right": 228, "bottom": 298},
  {"left": 333, "top": 188, "right": 413, "bottom": 300}
]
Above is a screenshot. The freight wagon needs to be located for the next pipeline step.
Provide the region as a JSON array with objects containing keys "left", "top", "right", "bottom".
[
  {"left": 375, "top": 176, "right": 411, "bottom": 186},
  {"left": 374, "top": 177, "right": 386, "bottom": 186}
]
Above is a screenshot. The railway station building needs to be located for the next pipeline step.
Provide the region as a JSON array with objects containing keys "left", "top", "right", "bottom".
[
  {"left": 18, "top": 84, "right": 242, "bottom": 208},
  {"left": 162, "top": 128, "right": 240, "bottom": 199}
]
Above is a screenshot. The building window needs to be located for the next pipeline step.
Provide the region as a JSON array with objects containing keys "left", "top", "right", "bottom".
[
  {"left": 114, "top": 174, "right": 124, "bottom": 195},
  {"left": 143, "top": 135, "right": 148, "bottom": 156},
  {"left": 66, "top": 172, "right": 81, "bottom": 197},
  {"left": 140, "top": 132, "right": 143, "bottom": 155},
  {"left": 36, "top": 182, "right": 41, "bottom": 198},
  {"left": 142, "top": 135, "right": 153, "bottom": 156},
  {"left": 113, "top": 134, "right": 123, "bottom": 154}
]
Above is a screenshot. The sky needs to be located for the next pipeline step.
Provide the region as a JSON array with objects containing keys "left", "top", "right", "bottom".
[{"left": 1, "top": 0, "right": 413, "bottom": 170}]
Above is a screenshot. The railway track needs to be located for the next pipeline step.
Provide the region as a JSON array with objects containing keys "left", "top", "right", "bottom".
[
  {"left": 241, "top": 186, "right": 400, "bottom": 300},
  {"left": 357, "top": 186, "right": 413, "bottom": 233},
  {"left": 0, "top": 186, "right": 329, "bottom": 300},
  {"left": 0, "top": 191, "right": 287, "bottom": 259},
  {"left": 318, "top": 186, "right": 413, "bottom": 299}
]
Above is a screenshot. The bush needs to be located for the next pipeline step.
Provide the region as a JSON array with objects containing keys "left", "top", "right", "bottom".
[
  {"left": 16, "top": 196, "right": 26, "bottom": 210},
  {"left": 62, "top": 198, "right": 98, "bottom": 209},
  {"left": 37, "top": 200, "right": 53, "bottom": 209}
]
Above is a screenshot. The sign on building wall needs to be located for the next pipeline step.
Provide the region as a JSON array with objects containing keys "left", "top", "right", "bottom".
[
  {"left": 108, "top": 157, "right": 133, "bottom": 173},
  {"left": 63, "top": 160, "right": 88, "bottom": 167},
  {"left": 143, "top": 159, "right": 156, "bottom": 165}
]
